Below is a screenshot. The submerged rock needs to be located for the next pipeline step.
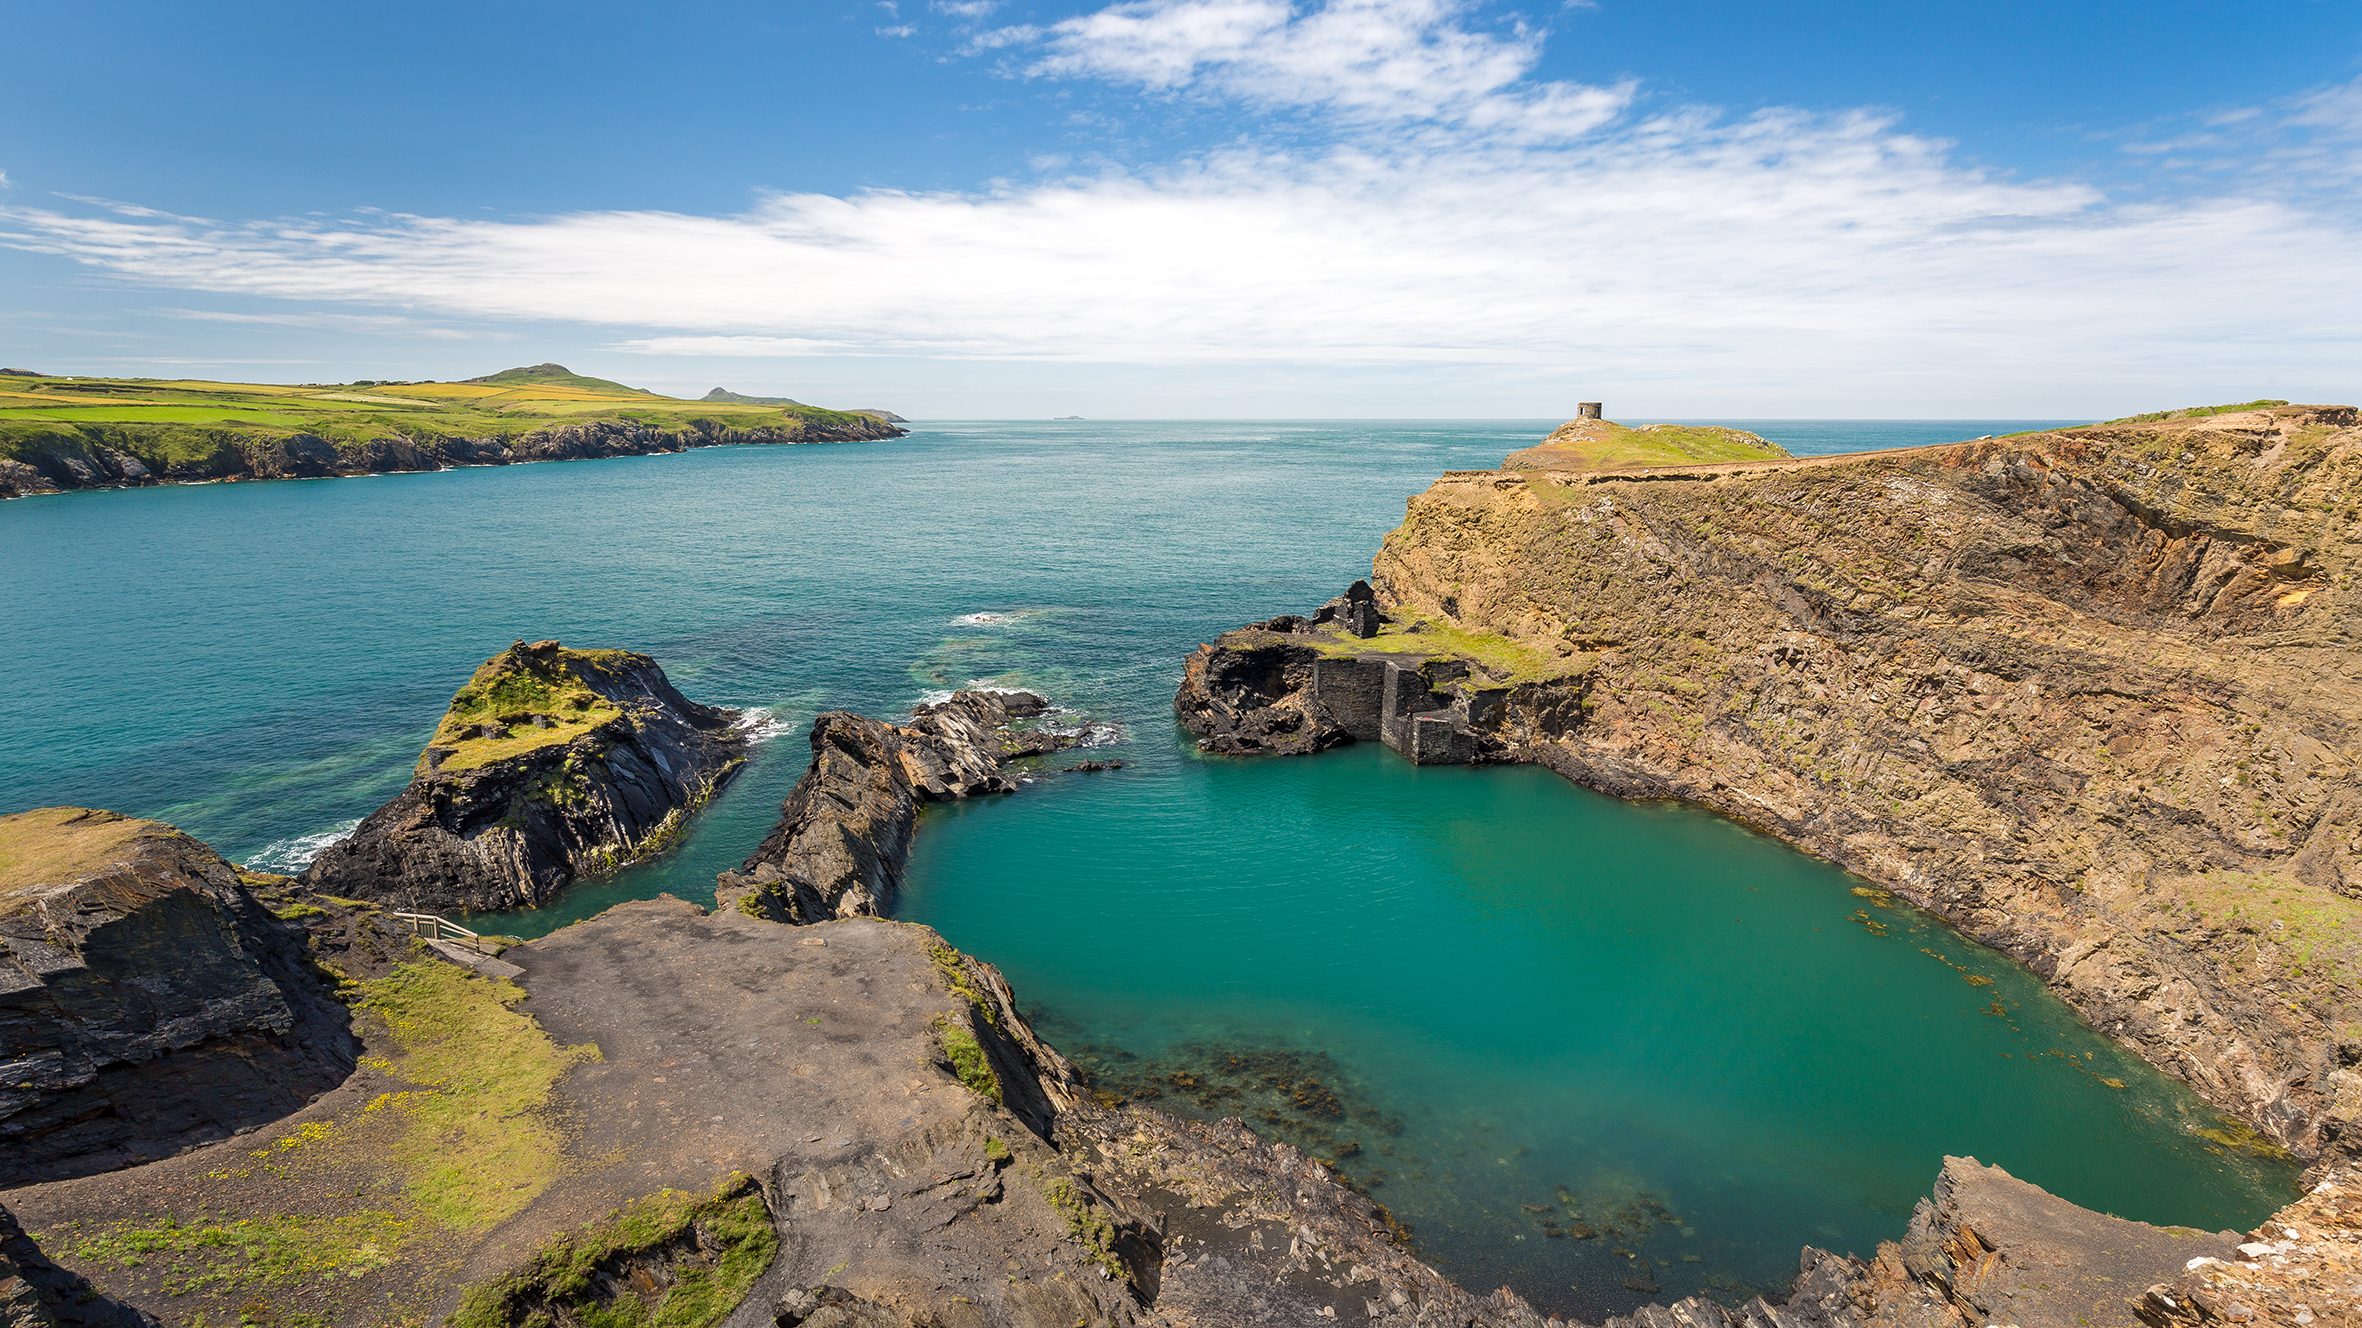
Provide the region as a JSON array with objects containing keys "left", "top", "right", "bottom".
[
  {"left": 0, "top": 808, "right": 353, "bottom": 1186},
  {"left": 304, "top": 640, "right": 748, "bottom": 913},
  {"left": 718, "top": 688, "right": 1099, "bottom": 922}
]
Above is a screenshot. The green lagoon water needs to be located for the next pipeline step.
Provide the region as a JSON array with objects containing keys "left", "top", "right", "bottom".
[{"left": 0, "top": 419, "right": 2296, "bottom": 1317}]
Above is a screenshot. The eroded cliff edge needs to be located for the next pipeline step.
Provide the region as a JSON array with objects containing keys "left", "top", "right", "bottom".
[
  {"left": 1179, "top": 404, "right": 2362, "bottom": 1325},
  {"left": 1184, "top": 404, "right": 2362, "bottom": 1161}
]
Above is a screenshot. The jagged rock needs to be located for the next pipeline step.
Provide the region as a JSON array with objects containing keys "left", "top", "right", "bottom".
[
  {"left": 2136, "top": 1166, "right": 2362, "bottom": 1327},
  {"left": 717, "top": 689, "right": 1095, "bottom": 922},
  {"left": 0, "top": 1202, "right": 156, "bottom": 1327},
  {"left": 0, "top": 808, "right": 353, "bottom": 1186},
  {"left": 304, "top": 641, "right": 747, "bottom": 913}
]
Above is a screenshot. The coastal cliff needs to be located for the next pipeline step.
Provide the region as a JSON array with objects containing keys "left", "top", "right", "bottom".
[
  {"left": 1182, "top": 404, "right": 2362, "bottom": 1162},
  {"left": 1178, "top": 404, "right": 2362, "bottom": 1326},
  {"left": 0, "top": 365, "right": 905, "bottom": 500},
  {"left": 0, "top": 808, "right": 353, "bottom": 1186},
  {"left": 305, "top": 641, "right": 747, "bottom": 913}
]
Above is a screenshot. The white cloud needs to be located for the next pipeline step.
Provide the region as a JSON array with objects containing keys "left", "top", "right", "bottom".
[
  {"left": 878, "top": 23, "right": 917, "bottom": 37},
  {"left": 0, "top": 24, "right": 2356, "bottom": 411},
  {"left": 1009, "top": 0, "right": 1628, "bottom": 141}
]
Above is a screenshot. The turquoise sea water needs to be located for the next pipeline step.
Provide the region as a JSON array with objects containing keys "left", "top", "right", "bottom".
[{"left": 0, "top": 420, "right": 2296, "bottom": 1318}]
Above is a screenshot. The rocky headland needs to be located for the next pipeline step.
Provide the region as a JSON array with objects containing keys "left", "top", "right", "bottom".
[
  {"left": 304, "top": 641, "right": 749, "bottom": 913},
  {"left": 1179, "top": 402, "right": 2362, "bottom": 1325},
  {"left": 0, "top": 808, "right": 353, "bottom": 1187},
  {"left": 717, "top": 688, "right": 1103, "bottom": 923},
  {"left": 0, "top": 365, "right": 905, "bottom": 501}
]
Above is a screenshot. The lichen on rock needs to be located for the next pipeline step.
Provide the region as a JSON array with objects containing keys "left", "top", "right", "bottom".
[{"left": 303, "top": 640, "right": 748, "bottom": 913}]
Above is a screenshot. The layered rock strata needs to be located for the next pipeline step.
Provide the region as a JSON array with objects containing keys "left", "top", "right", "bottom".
[
  {"left": 1180, "top": 402, "right": 2362, "bottom": 1324},
  {"left": 0, "top": 415, "right": 903, "bottom": 500},
  {"left": 1181, "top": 405, "right": 2362, "bottom": 1163},
  {"left": 717, "top": 688, "right": 1095, "bottom": 922},
  {"left": 305, "top": 640, "right": 748, "bottom": 913},
  {"left": 0, "top": 808, "right": 353, "bottom": 1186}
]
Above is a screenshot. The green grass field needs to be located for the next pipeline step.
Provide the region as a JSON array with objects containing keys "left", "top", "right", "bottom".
[
  {"left": 1505, "top": 419, "right": 1790, "bottom": 472},
  {"left": 0, "top": 363, "right": 891, "bottom": 474}
]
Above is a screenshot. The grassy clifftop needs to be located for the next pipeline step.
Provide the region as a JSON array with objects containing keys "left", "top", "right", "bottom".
[
  {"left": 1503, "top": 417, "right": 1789, "bottom": 472},
  {"left": 0, "top": 363, "right": 880, "bottom": 464},
  {"left": 423, "top": 642, "right": 638, "bottom": 774}
]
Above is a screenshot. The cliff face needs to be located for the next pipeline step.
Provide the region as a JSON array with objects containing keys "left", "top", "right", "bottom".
[
  {"left": 717, "top": 689, "right": 1101, "bottom": 922},
  {"left": 0, "top": 415, "right": 904, "bottom": 500},
  {"left": 1366, "top": 405, "right": 2362, "bottom": 1158},
  {"left": 1185, "top": 405, "right": 2362, "bottom": 1163},
  {"left": 0, "top": 808, "right": 353, "bottom": 1186},
  {"left": 1176, "top": 404, "right": 2362, "bottom": 1325},
  {"left": 304, "top": 641, "right": 747, "bottom": 913}
]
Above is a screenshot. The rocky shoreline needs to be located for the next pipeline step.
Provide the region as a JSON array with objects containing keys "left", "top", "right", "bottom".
[
  {"left": 4, "top": 404, "right": 2360, "bottom": 1326},
  {"left": 0, "top": 415, "right": 905, "bottom": 501}
]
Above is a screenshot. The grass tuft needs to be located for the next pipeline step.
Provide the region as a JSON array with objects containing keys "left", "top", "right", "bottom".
[{"left": 449, "top": 1174, "right": 777, "bottom": 1328}]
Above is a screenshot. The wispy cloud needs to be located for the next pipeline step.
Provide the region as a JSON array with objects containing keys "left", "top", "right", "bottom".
[
  {"left": 0, "top": 15, "right": 2356, "bottom": 408},
  {"left": 152, "top": 307, "right": 494, "bottom": 340},
  {"left": 1004, "top": 0, "right": 1629, "bottom": 141}
]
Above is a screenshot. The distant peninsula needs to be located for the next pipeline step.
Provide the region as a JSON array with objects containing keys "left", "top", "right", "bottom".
[{"left": 0, "top": 363, "right": 905, "bottom": 499}]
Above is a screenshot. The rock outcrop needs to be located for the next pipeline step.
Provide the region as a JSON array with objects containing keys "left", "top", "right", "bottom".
[
  {"left": 1605, "top": 1158, "right": 2246, "bottom": 1328},
  {"left": 2138, "top": 1165, "right": 2362, "bottom": 1327},
  {"left": 1182, "top": 404, "right": 2362, "bottom": 1165},
  {"left": 0, "top": 415, "right": 904, "bottom": 500},
  {"left": 0, "top": 1202, "right": 156, "bottom": 1328},
  {"left": 304, "top": 641, "right": 748, "bottom": 913},
  {"left": 717, "top": 689, "right": 1098, "bottom": 922},
  {"left": 0, "top": 808, "right": 353, "bottom": 1186}
]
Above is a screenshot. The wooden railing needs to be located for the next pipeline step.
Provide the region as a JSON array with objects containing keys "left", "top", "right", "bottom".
[{"left": 391, "top": 910, "right": 481, "bottom": 944}]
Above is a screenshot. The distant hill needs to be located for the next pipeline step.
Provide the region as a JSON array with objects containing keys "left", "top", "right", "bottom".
[
  {"left": 467, "top": 363, "right": 654, "bottom": 395},
  {"left": 710, "top": 387, "right": 905, "bottom": 424},
  {"left": 703, "top": 386, "right": 809, "bottom": 407}
]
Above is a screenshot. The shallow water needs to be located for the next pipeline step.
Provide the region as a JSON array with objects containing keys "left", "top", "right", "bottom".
[{"left": 0, "top": 418, "right": 2295, "bottom": 1318}]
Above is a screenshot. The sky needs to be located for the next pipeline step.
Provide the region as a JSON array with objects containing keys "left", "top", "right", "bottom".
[{"left": 2, "top": 0, "right": 2359, "bottom": 418}]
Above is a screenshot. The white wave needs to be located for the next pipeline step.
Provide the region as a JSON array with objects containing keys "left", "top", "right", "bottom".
[
  {"left": 247, "top": 818, "right": 361, "bottom": 873},
  {"left": 733, "top": 706, "right": 801, "bottom": 742},
  {"left": 954, "top": 611, "right": 1014, "bottom": 626}
]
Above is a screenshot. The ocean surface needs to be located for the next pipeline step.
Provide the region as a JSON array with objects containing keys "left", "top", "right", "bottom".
[{"left": 0, "top": 419, "right": 2297, "bottom": 1318}]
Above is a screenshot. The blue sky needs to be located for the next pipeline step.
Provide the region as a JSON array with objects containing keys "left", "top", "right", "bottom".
[{"left": 4, "top": 0, "right": 2359, "bottom": 417}]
